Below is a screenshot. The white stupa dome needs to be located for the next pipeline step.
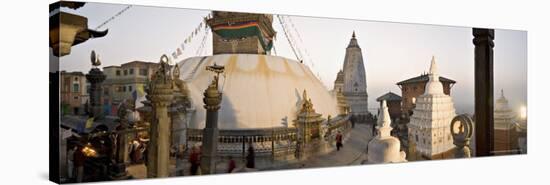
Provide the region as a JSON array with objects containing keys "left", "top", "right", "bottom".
[
  {"left": 367, "top": 101, "right": 407, "bottom": 163},
  {"left": 177, "top": 54, "right": 340, "bottom": 129}
]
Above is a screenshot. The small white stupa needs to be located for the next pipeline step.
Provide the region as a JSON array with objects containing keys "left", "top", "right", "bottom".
[
  {"left": 494, "top": 89, "right": 519, "bottom": 154},
  {"left": 367, "top": 100, "right": 407, "bottom": 163},
  {"left": 494, "top": 89, "right": 516, "bottom": 130},
  {"left": 408, "top": 56, "right": 456, "bottom": 158}
]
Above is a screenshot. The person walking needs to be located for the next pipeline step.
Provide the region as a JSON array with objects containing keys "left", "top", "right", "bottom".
[
  {"left": 189, "top": 146, "right": 201, "bottom": 175},
  {"left": 67, "top": 146, "right": 76, "bottom": 180},
  {"left": 350, "top": 115, "right": 356, "bottom": 128},
  {"left": 246, "top": 143, "right": 255, "bottom": 168},
  {"left": 336, "top": 131, "right": 343, "bottom": 151},
  {"left": 73, "top": 146, "right": 86, "bottom": 182},
  {"left": 227, "top": 156, "right": 236, "bottom": 173}
]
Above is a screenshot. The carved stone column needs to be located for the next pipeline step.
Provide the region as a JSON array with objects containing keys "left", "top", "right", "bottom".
[
  {"left": 473, "top": 28, "right": 495, "bottom": 156},
  {"left": 146, "top": 55, "right": 174, "bottom": 178},
  {"left": 200, "top": 64, "right": 224, "bottom": 175}
]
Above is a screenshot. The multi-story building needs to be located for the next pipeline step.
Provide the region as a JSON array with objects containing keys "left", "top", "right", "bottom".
[
  {"left": 60, "top": 71, "right": 89, "bottom": 115},
  {"left": 102, "top": 61, "right": 159, "bottom": 116}
]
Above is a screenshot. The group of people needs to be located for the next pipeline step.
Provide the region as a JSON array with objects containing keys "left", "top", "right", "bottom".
[{"left": 185, "top": 143, "right": 256, "bottom": 175}]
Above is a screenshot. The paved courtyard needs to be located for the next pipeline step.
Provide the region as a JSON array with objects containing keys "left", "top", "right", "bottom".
[{"left": 126, "top": 123, "right": 375, "bottom": 178}]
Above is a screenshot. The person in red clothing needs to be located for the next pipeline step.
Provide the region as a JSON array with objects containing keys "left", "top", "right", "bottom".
[
  {"left": 188, "top": 146, "right": 201, "bottom": 175},
  {"left": 227, "top": 156, "right": 236, "bottom": 173},
  {"left": 336, "top": 131, "right": 343, "bottom": 151},
  {"left": 73, "top": 146, "right": 86, "bottom": 182}
]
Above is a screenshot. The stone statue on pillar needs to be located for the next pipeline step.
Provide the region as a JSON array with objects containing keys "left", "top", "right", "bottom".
[
  {"left": 200, "top": 63, "right": 224, "bottom": 174},
  {"left": 146, "top": 55, "right": 174, "bottom": 178},
  {"left": 85, "top": 50, "right": 106, "bottom": 120}
]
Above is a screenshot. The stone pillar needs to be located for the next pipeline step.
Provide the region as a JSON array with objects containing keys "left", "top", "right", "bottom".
[
  {"left": 200, "top": 77, "right": 222, "bottom": 174},
  {"left": 112, "top": 102, "right": 130, "bottom": 180},
  {"left": 116, "top": 103, "right": 129, "bottom": 164},
  {"left": 473, "top": 28, "right": 495, "bottom": 157},
  {"left": 86, "top": 68, "right": 106, "bottom": 120},
  {"left": 170, "top": 105, "right": 187, "bottom": 176},
  {"left": 146, "top": 55, "right": 174, "bottom": 178}
]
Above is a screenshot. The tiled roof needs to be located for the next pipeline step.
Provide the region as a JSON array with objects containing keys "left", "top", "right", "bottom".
[
  {"left": 376, "top": 92, "right": 402, "bottom": 102},
  {"left": 396, "top": 74, "right": 456, "bottom": 85}
]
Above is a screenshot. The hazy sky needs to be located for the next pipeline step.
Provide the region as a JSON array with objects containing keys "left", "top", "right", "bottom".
[{"left": 56, "top": 3, "right": 527, "bottom": 115}]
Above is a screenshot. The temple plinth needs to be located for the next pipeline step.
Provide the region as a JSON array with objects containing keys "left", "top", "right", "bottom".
[{"left": 146, "top": 55, "right": 174, "bottom": 178}]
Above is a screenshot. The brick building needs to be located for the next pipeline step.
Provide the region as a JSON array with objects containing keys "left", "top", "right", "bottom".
[
  {"left": 397, "top": 73, "right": 455, "bottom": 119},
  {"left": 376, "top": 92, "right": 402, "bottom": 121}
]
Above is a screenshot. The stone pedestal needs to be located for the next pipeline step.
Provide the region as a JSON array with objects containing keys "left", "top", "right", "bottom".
[
  {"left": 85, "top": 68, "right": 106, "bottom": 120},
  {"left": 147, "top": 83, "right": 173, "bottom": 178}
]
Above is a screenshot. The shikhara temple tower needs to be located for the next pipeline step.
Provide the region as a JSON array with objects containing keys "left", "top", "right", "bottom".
[
  {"left": 408, "top": 56, "right": 456, "bottom": 159},
  {"left": 341, "top": 32, "right": 369, "bottom": 119}
]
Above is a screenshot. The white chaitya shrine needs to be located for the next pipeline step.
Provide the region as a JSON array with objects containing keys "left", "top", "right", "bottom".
[
  {"left": 408, "top": 56, "right": 456, "bottom": 158},
  {"left": 494, "top": 89, "right": 519, "bottom": 154},
  {"left": 367, "top": 100, "right": 407, "bottom": 163},
  {"left": 494, "top": 90, "right": 516, "bottom": 130}
]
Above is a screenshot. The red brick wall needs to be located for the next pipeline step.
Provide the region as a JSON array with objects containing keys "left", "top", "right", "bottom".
[{"left": 400, "top": 81, "right": 452, "bottom": 118}]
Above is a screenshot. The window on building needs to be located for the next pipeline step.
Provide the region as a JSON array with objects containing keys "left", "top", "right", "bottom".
[
  {"left": 122, "top": 86, "right": 126, "bottom": 92},
  {"left": 139, "top": 68, "right": 148, "bottom": 76},
  {"left": 129, "top": 68, "right": 134, "bottom": 75},
  {"left": 72, "top": 84, "right": 80, "bottom": 92},
  {"left": 128, "top": 85, "right": 133, "bottom": 92},
  {"left": 116, "top": 70, "right": 121, "bottom": 76},
  {"left": 415, "top": 135, "right": 419, "bottom": 142},
  {"left": 74, "top": 96, "right": 78, "bottom": 100},
  {"left": 86, "top": 85, "right": 90, "bottom": 94},
  {"left": 124, "top": 70, "right": 128, "bottom": 75},
  {"left": 103, "top": 88, "right": 109, "bottom": 96}
]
